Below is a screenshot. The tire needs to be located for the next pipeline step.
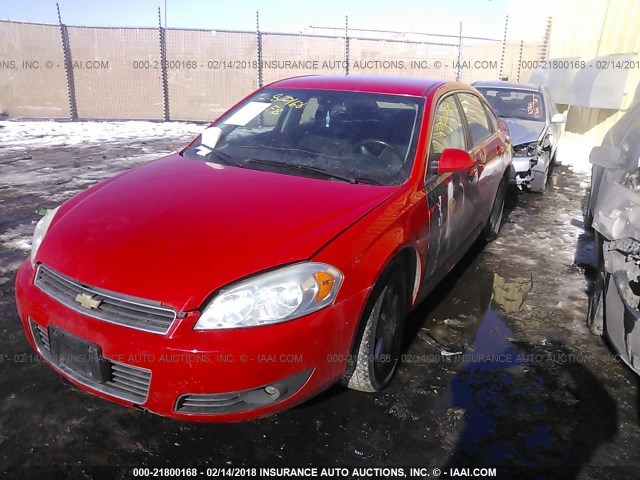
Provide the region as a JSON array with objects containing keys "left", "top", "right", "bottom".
[
  {"left": 342, "top": 266, "right": 408, "bottom": 392},
  {"left": 587, "top": 232, "right": 605, "bottom": 336},
  {"left": 585, "top": 165, "right": 597, "bottom": 231},
  {"left": 587, "top": 270, "right": 605, "bottom": 336},
  {"left": 482, "top": 178, "right": 507, "bottom": 242},
  {"left": 585, "top": 203, "right": 594, "bottom": 231},
  {"left": 530, "top": 170, "right": 547, "bottom": 193}
]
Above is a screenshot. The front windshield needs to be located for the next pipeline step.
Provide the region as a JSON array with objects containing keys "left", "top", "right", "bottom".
[
  {"left": 477, "top": 88, "right": 545, "bottom": 122},
  {"left": 183, "top": 88, "right": 423, "bottom": 186}
]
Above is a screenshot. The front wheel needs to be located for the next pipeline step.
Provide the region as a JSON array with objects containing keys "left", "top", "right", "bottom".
[
  {"left": 530, "top": 170, "right": 548, "bottom": 193},
  {"left": 482, "top": 178, "right": 507, "bottom": 242},
  {"left": 343, "top": 267, "right": 407, "bottom": 392}
]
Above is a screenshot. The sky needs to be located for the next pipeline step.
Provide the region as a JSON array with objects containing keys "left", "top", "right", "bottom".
[{"left": 1, "top": 0, "right": 513, "bottom": 38}]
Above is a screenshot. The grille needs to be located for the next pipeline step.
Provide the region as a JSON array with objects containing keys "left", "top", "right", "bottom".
[
  {"left": 29, "top": 319, "right": 152, "bottom": 404},
  {"left": 34, "top": 265, "right": 176, "bottom": 334}
]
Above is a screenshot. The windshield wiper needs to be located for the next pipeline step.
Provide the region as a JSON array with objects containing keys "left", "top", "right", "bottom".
[
  {"left": 246, "top": 158, "right": 361, "bottom": 184},
  {"left": 208, "top": 149, "right": 243, "bottom": 168}
]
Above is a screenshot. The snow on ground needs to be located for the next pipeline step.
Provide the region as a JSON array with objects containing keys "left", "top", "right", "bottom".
[
  {"left": 0, "top": 224, "right": 32, "bottom": 253},
  {"left": 0, "top": 120, "right": 205, "bottom": 204},
  {"left": 0, "top": 120, "right": 206, "bottom": 284},
  {"left": 0, "top": 151, "right": 169, "bottom": 204},
  {"left": 0, "top": 120, "right": 205, "bottom": 151},
  {"left": 482, "top": 165, "right": 594, "bottom": 345},
  {"left": 555, "top": 136, "right": 595, "bottom": 174}
]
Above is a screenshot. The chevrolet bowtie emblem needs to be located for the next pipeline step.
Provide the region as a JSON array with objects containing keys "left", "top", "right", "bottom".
[{"left": 75, "top": 293, "right": 101, "bottom": 310}]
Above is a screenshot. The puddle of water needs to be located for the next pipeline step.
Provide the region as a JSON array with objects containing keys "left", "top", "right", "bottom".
[{"left": 434, "top": 307, "right": 553, "bottom": 465}]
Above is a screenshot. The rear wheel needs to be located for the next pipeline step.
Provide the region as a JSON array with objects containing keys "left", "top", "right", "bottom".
[
  {"left": 482, "top": 178, "right": 507, "bottom": 242},
  {"left": 343, "top": 267, "right": 407, "bottom": 392}
]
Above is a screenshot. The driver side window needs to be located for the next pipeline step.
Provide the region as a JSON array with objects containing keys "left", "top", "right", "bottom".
[{"left": 427, "top": 95, "right": 466, "bottom": 177}]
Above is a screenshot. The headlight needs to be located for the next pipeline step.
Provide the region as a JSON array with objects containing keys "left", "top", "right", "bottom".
[
  {"left": 513, "top": 142, "right": 542, "bottom": 158},
  {"left": 194, "top": 262, "right": 344, "bottom": 330},
  {"left": 30, "top": 206, "right": 59, "bottom": 266}
]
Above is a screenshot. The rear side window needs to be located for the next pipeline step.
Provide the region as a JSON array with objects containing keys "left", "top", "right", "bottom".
[{"left": 457, "top": 93, "right": 492, "bottom": 147}]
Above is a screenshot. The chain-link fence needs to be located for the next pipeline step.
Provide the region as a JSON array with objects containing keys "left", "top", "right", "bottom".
[
  {"left": 0, "top": 16, "right": 547, "bottom": 121},
  {"left": 0, "top": 21, "right": 69, "bottom": 118},
  {"left": 68, "top": 26, "right": 165, "bottom": 119},
  {"left": 166, "top": 29, "right": 257, "bottom": 120}
]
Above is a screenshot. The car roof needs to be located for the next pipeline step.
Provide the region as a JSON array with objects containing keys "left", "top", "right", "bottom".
[
  {"left": 472, "top": 80, "right": 542, "bottom": 92},
  {"left": 267, "top": 75, "right": 447, "bottom": 97}
]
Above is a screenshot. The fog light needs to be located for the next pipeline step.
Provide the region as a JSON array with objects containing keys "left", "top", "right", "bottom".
[{"left": 174, "top": 369, "right": 312, "bottom": 414}]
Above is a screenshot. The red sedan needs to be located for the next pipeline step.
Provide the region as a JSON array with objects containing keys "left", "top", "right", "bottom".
[{"left": 15, "top": 75, "right": 511, "bottom": 422}]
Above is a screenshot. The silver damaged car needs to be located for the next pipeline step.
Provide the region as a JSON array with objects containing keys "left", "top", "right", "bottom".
[{"left": 474, "top": 81, "right": 566, "bottom": 193}]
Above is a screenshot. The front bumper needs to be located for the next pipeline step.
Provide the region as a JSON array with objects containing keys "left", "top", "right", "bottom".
[
  {"left": 15, "top": 261, "right": 366, "bottom": 422},
  {"left": 512, "top": 152, "right": 549, "bottom": 189}
]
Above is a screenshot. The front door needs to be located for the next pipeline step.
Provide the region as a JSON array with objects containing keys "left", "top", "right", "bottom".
[{"left": 423, "top": 94, "right": 471, "bottom": 281}]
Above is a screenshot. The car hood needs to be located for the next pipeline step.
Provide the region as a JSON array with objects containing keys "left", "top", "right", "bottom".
[
  {"left": 503, "top": 118, "right": 546, "bottom": 146},
  {"left": 38, "top": 155, "right": 399, "bottom": 311}
]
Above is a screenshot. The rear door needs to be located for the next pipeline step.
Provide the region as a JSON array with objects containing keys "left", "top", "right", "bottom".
[{"left": 457, "top": 92, "right": 507, "bottom": 226}]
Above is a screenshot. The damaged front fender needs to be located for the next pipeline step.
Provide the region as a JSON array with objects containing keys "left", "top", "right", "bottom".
[{"left": 593, "top": 166, "right": 640, "bottom": 373}]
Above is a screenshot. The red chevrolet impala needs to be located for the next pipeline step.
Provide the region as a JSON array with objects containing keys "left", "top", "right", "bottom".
[{"left": 15, "top": 75, "right": 511, "bottom": 422}]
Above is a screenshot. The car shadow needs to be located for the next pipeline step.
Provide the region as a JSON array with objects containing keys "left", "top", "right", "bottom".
[
  {"left": 444, "top": 325, "right": 618, "bottom": 477},
  {"left": 401, "top": 245, "right": 618, "bottom": 476},
  {"left": 505, "top": 184, "right": 520, "bottom": 217}
]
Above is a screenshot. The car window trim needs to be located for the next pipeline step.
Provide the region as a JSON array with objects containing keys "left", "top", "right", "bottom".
[
  {"left": 480, "top": 98, "right": 499, "bottom": 134},
  {"left": 482, "top": 102, "right": 499, "bottom": 133}
]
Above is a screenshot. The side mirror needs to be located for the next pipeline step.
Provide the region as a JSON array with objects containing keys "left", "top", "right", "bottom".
[
  {"left": 438, "top": 148, "right": 475, "bottom": 174},
  {"left": 589, "top": 146, "right": 625, "bottom": 169},
  {"left": 551, "top": 113, "right": 567, "bottom": 124}
]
